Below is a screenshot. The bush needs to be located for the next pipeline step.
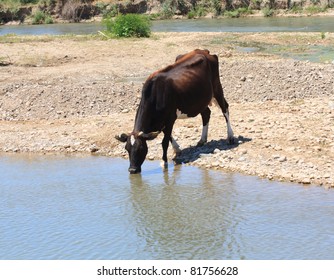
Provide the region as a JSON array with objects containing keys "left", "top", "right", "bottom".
[
  {"left": 104, "top": 14, "right": 151, "bottom": 38},
  {"left": 187, "top": 5, "right": 207, "bottom": 18},
  {"left": 262, "top": 7, "right": 274, "bottom": 17},
  {"left": 32, "top": 9, "right": 53, "bottom": 24},
  {"left": 224, "top": 7, "right": 252, "bottom": 18}
]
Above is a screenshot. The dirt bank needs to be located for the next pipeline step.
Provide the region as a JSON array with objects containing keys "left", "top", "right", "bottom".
[{"left": 0, "top": 32, "right": 333, "bottom": 188}]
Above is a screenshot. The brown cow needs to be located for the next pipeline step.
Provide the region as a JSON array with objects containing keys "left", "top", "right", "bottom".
[{"left": 116, "top": 49, "right": 234, "bottom": 174}]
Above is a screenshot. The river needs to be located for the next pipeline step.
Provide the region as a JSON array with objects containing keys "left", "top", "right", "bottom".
[
  {"left": 1, "top": 154, "right": 333, "bottom": 260},
  {"left": 1, "top": 17, "right": 334, "bottom": 36}
]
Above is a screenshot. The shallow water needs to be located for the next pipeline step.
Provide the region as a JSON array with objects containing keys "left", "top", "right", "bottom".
[
  {"left": 1, "top": 154, "right": 334, "bottom": 260},
  {"left": 1, "top": 17, "right": 334, "bottom": 36}
]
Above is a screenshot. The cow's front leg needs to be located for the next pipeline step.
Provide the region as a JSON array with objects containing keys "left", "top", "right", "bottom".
[
  {"left": 160, "top": 122, "right": 175, "bottom": 169},
  {"left": 160, "top": 133, "right": 170, "bottom": 169}
]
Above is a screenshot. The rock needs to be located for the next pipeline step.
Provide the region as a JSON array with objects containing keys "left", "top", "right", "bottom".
[
  {"left": 90, "top": 145, "right": 99, "bottom": 153},
  {"left": 301, "top": 178, "right": 311, "bottom": 184},
  {"left": 278, "top": 156, "right": 287, "bottom": 162}
]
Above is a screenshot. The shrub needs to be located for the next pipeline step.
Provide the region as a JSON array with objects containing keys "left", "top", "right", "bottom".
[
  {"left": 161, "top": 0, "right": 175, "bottom": 19},
  {"left": 20, "top": 0, "right": 38, "bottom": 3},
  {"left": 262, "top": 7, "right": 274, "bottom": 17},
  {"left": 32, "top": 9, "right": 53, "bottom": 24},
  {"left": 305, "top": 5, "right": 327, "bottom": 14},
  {"left": 224, "top": 7, "right": 252, "bottom": 18},
  {"left": 187, "top": 4, "right": 207, "bottom": 18},
  {"left": 104, "top": 14, "right": 151, "bottom": 38}
]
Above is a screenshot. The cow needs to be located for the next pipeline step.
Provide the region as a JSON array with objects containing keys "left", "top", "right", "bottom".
[{"left": 116, "top": 49, "right": 234, "bottom": 174}]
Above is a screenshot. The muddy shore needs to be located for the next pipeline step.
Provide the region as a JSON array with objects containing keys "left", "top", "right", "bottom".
[{"left": 1, "top": 32, "right": 333, "bottom": 188}]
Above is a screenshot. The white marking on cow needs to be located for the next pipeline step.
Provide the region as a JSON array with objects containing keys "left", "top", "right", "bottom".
[
  {"left": 176, "top": 109, "right": 189, "bottom": 119},
  {"left": 200, "top": 124, "right": 209, "bottom": 144},
  {"left": 160, "top": 160, "right": 168, "bottom": 169},
  {"left": 130, "top": 135, "right": 135, "bottom": 146},
  {"left": 171, "top": 136, "right": 182, "bottom": 155},
  {"left": 224, "top": 110, "right": 234, "bottom": 141}
]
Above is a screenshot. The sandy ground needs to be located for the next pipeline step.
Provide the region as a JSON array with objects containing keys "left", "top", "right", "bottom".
[{"left": 0, "top": 32, "right": 333, "bottom": 188}]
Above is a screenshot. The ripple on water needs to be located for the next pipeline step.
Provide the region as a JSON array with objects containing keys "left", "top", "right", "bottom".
[{"left": 1, "top": 154, "right": 334, "bottom": 259}]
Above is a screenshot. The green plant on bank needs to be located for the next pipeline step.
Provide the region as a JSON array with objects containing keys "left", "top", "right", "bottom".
[
  {"left": 224, "top": 7, "right": 253, "bottom": 18},
  {"left": 289, "top": 5, "right": 303, "bottom": 14},
  {"left": 305, "top": 5, "right": 327, "bottom": 14},
  {"left": 262, "top": 7, "right": 274, "bottom": 17},
  {"left": 0, "top": 0, "right": 20, "bottom": 20},
  {"left": 96, "top": 2, "right": 119, "bottom": 17},
  {"left": 187, "top": 4, "right": 207, "bottom": 19},
  {"left": 103, "top": 13, "right": 151, "bottom": 38},
  {"left": 321, "top": 32, "right": 326, "bottom": 39},
  {"left": 211, "top": 0, "right": 222, "bottom": 15},
  {"left": 31, "top": 9, "right": 53, "bottom": 24},
  {"left": 161, "top": 0, "right": 176, "bottom": 19}
]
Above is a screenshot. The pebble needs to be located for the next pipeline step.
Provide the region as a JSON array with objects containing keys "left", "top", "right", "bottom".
[
  {"left": 278, "top": 156, "right": 287, "bottom": 162},
  {"left": 301, "top": 178, "right": 311, "bottom": 184}
]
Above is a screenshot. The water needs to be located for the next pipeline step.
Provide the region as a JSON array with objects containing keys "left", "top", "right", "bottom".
[
  {"left": 1, "top": 17, "right": 334, "bottom": 36},
  {"left": 1, "top": 154, "right": 334, "bottom": 260}
]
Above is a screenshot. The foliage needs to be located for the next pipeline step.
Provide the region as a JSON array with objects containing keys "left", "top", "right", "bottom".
[
  {"left": 31, "top": 9, "right": 53, "bottom": 24},
  {"left": 289, "top": 5, "right": 303, "bottom": 14},
  {"left": 161, "top": 0, "right": 176, "bottom": 19},
  {"left": 187, "top": 4, "right": 207, "bottom": 18},
  {"left": 224, "top": 7, "right": 253, "bottom": 18},
  {"left": 262, "top": 7, "right": 274, "bottom": 17},
  {"left": 305, "top": 5, "right": 327, "bottom": 14},
  {"left": 0, "top": 0, "right": 20, "bottom": 21},
  {"left": 20, "top": 0, "right": 38, "bottom": 4},
  {"left": 103, "top": 13, "right": 151, "bottom": 38},
  {"left": 211, "top": 0, "right": 222, "bottom": 15},
  {"left": 96, "top": 2, "right": 118, "bottom": 17}
]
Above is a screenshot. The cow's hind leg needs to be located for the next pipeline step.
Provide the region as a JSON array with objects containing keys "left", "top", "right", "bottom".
[
  {"left": 197, "top": 107, "right": 211, "bottom": 146},
  {"left": 170, "top": 136, "right": 181, "bottom": 157},
  {"left": 214, "top": 93, "right": 234, "bottom": 144}
]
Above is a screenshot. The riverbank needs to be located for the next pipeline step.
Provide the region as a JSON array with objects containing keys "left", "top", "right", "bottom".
[
  {"left": 0, "top": 32, "right": 333, "bottom": 188},
  {"left": 1, "top": 0, "right": 334, "bottom": 26}
]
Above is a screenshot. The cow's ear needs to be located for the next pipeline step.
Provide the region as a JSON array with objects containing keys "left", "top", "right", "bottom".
[
  {"left": 115, "top": 133, "right": 129, "bottom": 142},
  {"left": 138, "top": 131, "right": 160, "bottom": 141}
]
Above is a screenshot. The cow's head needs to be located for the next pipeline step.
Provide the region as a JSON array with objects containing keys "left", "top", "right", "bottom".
[{"left": 115, "top": 131, "right": 160, "bottom": 174}]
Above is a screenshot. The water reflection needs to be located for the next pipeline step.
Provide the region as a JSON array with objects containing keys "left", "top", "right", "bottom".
[
  {"left": 1, "top": 154, "right": 334, "bottom": 260},
  {"left": 129, "top": 167, "right": 243, "bottom": 259}
]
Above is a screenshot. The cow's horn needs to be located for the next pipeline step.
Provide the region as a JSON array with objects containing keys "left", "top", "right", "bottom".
[{"left": 138, "top": 131, "right": 160, "bottom": 140}]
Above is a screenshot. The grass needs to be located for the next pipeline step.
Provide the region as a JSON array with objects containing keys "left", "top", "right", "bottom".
[{"left": 224, "top": 7, "right": 253, "bottom": 18}]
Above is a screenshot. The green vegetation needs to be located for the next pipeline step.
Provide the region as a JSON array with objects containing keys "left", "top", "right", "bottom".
[
  {"left": 305, "top": 5, "right": 328, "bottom": 14},
  {"left": 32, "top": 10, "right": 53, "bottom": 24},
  {"left": 187, "top": 5, "right": 207, "bottom": 19},
  {"left": 1, "top": 0, "right": 334, "bottom": 25},
  {"left": 224, "top": 7, "right": 253, "bottom": 18},
  {"left": 103, "top": 14, "right": 151, "bottom": 38},
  {"left": 262, "top": 7, "right": 274, "bottom": 17}
]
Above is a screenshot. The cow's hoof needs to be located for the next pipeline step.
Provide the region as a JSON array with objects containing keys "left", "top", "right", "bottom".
[
  {"left": 197, "top": 140, "right": 207, "bottom": 147},
  {"left": 160, "top": 160, "right": 168, "bottom": 169},
  {"left": 227, "top": 136, "right": 235, "bottom": 145}
]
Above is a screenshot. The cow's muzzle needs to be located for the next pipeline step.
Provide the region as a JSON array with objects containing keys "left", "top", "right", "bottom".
[{"left": 128, "top": 167, "right": 141, "bottom": 174}]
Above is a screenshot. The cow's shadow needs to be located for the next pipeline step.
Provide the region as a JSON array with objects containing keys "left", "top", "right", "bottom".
[{"left": 173, "top": 135, "right": 252, "bottom": 164}]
